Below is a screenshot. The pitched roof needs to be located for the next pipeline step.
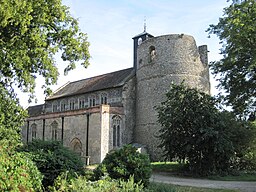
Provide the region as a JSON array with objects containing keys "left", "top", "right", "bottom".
[
  {"left": 46, "top": 67, "right": 135, "bottom": 100},
  {"left": 132, "top": 31, "right": 154, "bottom": 39},
  {"left": 27, "top": 104, "right": 44, "bottom": 117}
]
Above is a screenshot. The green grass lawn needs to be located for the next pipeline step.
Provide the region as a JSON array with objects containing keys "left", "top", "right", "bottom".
[
  {"left": 151, "top": 162, "right": 186, "bottom": 173},
  {"left": 151, "top": 161, "right": 256, "bottom": 181}
]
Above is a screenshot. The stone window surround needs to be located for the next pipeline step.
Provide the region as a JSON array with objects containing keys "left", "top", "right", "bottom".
[
  {"left": 112, "top": 115, "right": 122, "bottom": 147},
  {"left": 51, "top": 91, "right": 121, "bottom": 112},
  {"left": 31, "top": 123, "right": 37, "bottom": 139},
  {"left": 52, "top": 101, "right": 58, "bottom": 112},
  {"left": 69, "top": 99, "right": 76, "bottom": 110},
  {"left": 51, "top": 121, "right": 58, "bottom": 140},
  {"left": 60, "top": 100, "right": 67, "bottom": 111},
  {"left": 100, "top": 92, "right": 108, "bottom": 105},
  {"left": 78, "top": 97, "right": 87, "bottom": 109}
]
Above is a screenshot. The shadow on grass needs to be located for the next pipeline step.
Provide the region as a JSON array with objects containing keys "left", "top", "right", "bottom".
[{"left": 151, "top": 162, "right": 256, "bottom": 181}]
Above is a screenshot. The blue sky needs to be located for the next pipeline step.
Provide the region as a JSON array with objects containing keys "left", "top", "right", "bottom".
[{"left": 20, "top": 0, "right": 231, "bottom": 107}]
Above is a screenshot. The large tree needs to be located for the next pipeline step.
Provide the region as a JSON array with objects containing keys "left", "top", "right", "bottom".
[
  {"left": 0, "top": 0, "right": 90, "bottom": 100},
  {"left": 0, "top": 0, "right": 90, "bottom": 142},
  {"left": 0, "top": 1, "right": 90, "bottom": 189},
  {"left": 207, "top": 0, "right": 256, "bottom": 115},
  {"left": 156, "top": 83, "right": 255, "bottom": 175}
]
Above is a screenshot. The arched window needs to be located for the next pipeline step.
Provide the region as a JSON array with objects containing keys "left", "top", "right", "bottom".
[
  {"left": 31, "top": 123, "right": 37, "bottom": 140},
  {"left": 149, "top": 46, "right": 156, "bottom": 62},
  {"left": 79, "top": 97, "right": 86, "bottom": 109},
  {"left": 51, "top": 121, "right": 58, "bottom": 140},
  {"left": 138, "top": 37, "right": 142, "bottom": 45},
  {"left": 100, "top": 93, "right": 108, "bottom": 105},
  {"left": 70, "top": 138, "right": 82, "bottom": 156},
  {"left": 60, "top": 100, "right": 67, "bottom": 111},
  {"left": 88, "top": 95, "right": 96, "bottom": 107},
  {"left": 112, "top": 116, "right": 121, "bottom": 147},
  {"left": 69, "top": 99, "right": 75, "bottom": 110},
  {"left": 52, "top": 101, "right": 58, "bottom": 112}
]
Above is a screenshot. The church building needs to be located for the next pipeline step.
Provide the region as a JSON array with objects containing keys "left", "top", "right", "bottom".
[{"left": 21, "top": 30, "right": 210, "bottom": 163}]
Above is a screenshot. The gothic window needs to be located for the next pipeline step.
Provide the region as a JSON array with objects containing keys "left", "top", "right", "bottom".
[
  {"left": 70, "top": 138, "right": 82, "bottom": 156},
  {"left": 88, "top": 95, "right": 96, "bottom": 107},
  {"left": 112, "top": 116, "right": 121, "bottom": 147},
  {"left": 52, "top": 102, "right": 58, "bottom": 112},
  {"left": 69, "top": 99, "right": 75, "bottom": 110},
  {"left": 149, "top": 46, "right": 156, "bottom": 62},
  {"left": 100, "top": 93, "right": 108, "bottom": 105},
  {"left": 79, "top": 98, "right": 86, "bottom": 109},
  {"left": 51, "top": 121, "right": 58, "bottom": 140},
  {"left": 31, "top": 123, "right": 37, "bottom": 140},
  {"left": 60, "top": 100, "right": 67, "bottom": 111}
]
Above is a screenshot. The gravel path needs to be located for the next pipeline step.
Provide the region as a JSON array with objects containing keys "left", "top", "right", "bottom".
[{"left": 151, "top": 172, "right": 256, "bottom": 192}]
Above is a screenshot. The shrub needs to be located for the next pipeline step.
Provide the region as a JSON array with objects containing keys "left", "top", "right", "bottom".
[
  {"left": 0, "top": 145, "right": 42, "bottom": 191},
  {"left": 50, "top": 172, "right": 144, "bottom": 192},
  {"left": 94, "top": 145, "right": 152, "bottom": 186},
  {"left": 20, "top": 140, "right": 85, "bottom": 188}
]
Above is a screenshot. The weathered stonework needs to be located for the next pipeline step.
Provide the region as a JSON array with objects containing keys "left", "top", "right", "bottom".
[
  {"left": 135, "top": 34, "right": 210, "bottom": 160},
  {"left": 22, "top": 31, "right": 210, "bottom": 163}
]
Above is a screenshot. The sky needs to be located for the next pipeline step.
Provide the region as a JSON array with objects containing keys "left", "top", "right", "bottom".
[{"left": 19, "top": 0, "right": 231, "bottom": 108}]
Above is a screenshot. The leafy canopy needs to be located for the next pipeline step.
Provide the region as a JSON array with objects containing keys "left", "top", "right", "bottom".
[
  {"left": 0, "top": 0, "right": 90, "bottom": 99},
  {"left": 207, "top": 0, "right": 256, "bottom": 115},
  {"left": 20, "top": 140, "right": 85, "bottom": 188},
  {"left": 0, "top": 0, "right": 90, "bottom": 145},
  {"left": 0, "top": 84, "right": 27, "bottom": 147},
  {"left": 156, "top": 83, "right": 255, "bottom": 175}
]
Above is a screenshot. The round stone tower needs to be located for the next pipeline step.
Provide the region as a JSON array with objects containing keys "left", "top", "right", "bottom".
[{"left": 134, "top": 34, "right": 210, "bottom": 160}]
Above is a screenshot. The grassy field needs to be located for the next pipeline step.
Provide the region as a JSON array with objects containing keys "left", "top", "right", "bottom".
[{"left": 151, "top": 161, "right": 256, "bottom": 181}]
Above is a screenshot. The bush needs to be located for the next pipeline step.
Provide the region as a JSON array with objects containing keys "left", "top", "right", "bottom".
[
  {"left": 20, "top": 140, "right": 85, "bottom": 188},
  {"left": 0, "top": 145, "right": 42, "bottom": 191},
  {"left": 94, "top": 145, "right": 152, "bottom": 186},
  {"left": 50, "top": 172, "right": 144, "bottom": 192}
]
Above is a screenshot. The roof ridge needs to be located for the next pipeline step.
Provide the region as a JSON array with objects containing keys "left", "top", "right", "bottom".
[
  {"left": 46, "top": 81, "right": 70, "bottom": 100},
  {"left": 46, "top": 67, "right": 135, "bottom": 101},
  {"left": 69, "top": 67, "right": 134, "bottom": 85}
]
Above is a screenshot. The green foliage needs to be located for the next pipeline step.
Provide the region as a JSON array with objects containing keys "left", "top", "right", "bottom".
[
  {"left": 50, "top": 172, "right": 144, "bottom": 192},
  {"left": 0, "top": 84, "right": 27, "bottom": 148},
  {"left": 94, "top": 145, "right": 152, "bottom": 186},
  {"left": 0, "top": 0, "right": 90, "bottom": 99},
  {"left": 144, "top": 183, "right": 176, "bottom": 192},
  {"left": 20, "top": 140, "right": 85, "bottom": 188},
  {"left": 207, "top": 0, "right": 256, "bottom": 115},
  {"left": 0, "top": 1, "right": 90, "bottom": 190},
  {"left": 0, "top": 145, "right": 42, "bottom": 191},
  {"left": 151, "top": 162, "right": 186, "bottom": 173},
  {"left": 156, "top": 83, "right": 255, "bottom": 175},
  {"left": 232, "top": 122, "right": 256, "bottom": 171}
]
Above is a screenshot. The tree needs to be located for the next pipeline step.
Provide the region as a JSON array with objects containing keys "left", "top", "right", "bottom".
[
  {"left": 0, "top": 0, "right": 90, "bottom": 99},
  {"left": 0, "top": 0, "right": 90, "bottom": 141},
  {"left": 20, "top": 140, "right": 85, "bottom": 188},
  {"left": 0, "top": 1, "right": 90, "bottom": 190},
  {"left": 207, "top": 0, "right": 256, "bottom": 116},
  {"left": 156, "top": 83, "right": 254, "bottom": 175},
  {"left": 0, "top": 84, "right": 27, "bottom": 147}
]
